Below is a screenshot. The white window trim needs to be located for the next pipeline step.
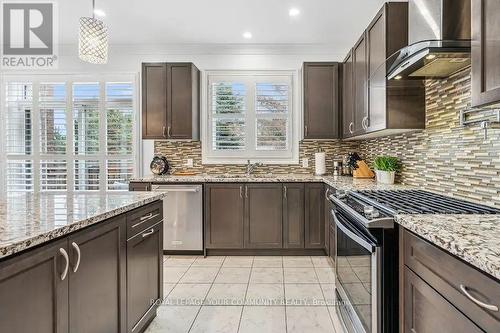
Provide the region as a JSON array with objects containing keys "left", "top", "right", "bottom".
[
  {"left": 0, "top": 73, "right": 140, "bottom": 195},
  {"left": 201, "top": 70, "right": 300, "bottom": 164}
]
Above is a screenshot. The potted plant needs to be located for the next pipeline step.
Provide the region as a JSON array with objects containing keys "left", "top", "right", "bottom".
[{"left": 373, "top": 156, "right": 400, "bottom": 184}]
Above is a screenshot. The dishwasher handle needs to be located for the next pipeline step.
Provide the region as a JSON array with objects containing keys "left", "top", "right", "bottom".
[{"left": 151, "top": 185, "right": 200, "bottom": 193}]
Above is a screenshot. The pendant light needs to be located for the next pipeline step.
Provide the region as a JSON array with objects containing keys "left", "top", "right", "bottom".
[{"left": 79, "top": 0, "right": 108, "bottom": 64}]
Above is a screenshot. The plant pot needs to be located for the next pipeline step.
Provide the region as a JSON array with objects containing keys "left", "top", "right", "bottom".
[{"left": 375, "top": 170, "right": 395, "bottom": 184}]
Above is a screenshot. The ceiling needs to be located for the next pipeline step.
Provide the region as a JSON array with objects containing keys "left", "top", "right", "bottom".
[{"left": 60, "top": 0, "right": 406, "bottom": 53}]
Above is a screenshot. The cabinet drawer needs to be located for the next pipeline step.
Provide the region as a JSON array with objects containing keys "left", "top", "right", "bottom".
[
  {"left": 403, "top": 229, "right": 500, "bottom": 332},
  {"left": 127, "top": 201, "right": 163, "bottom": 238}
]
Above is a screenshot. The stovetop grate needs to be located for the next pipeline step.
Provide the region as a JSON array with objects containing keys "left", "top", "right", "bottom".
[{"left": 355, "top": 190, "right": 500, "bottom": 215}]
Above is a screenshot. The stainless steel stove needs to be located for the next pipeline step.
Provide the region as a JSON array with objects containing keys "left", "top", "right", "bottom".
[{"left": 329, "top": 189, "right": 499, "bottom": 333}]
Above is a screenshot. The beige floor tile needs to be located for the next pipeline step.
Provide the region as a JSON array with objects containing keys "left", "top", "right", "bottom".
[
  {"left": 284, "top": 267, "right": 319, "bottom": 283},
  {"left": 320, "top": 284, "right": 337, "bottom": 306},
  {"left": 165, "top": 283, "right": 211, "bottom": 306},
  {"left": 239, "top": 306, "right": 286, "bottom": 333},
  {"left": 191, "top": 256, "right": 225, "bottom": 267},
  {"left": 250, "top": 267, "right": 284, "bottom": 283},
  {"left": 245, "top": 283, "right": 284, "bottom": 306},
  {"left": 179, "top": 267, "right": 219, "bottom": 283},
  {"left": 286, "top": 306, "right": 336, "bottom": 333},
  {"left": 315, "top": 267, "right": 336, "bottom": 283},
  {"left": 163, "top": 266, "right": 189, "bottom": 283},
  {"left": 204, "top": 283, "right": 247, "bottom": 306},
  {"left": 214, "top": 267, "right": 251, "bottom": 283},
  {"left": 163, "top": 283, "right": 176, "bottom": 298},
  {"left": 285, "top": 283, "right": 325, "bottom": 306},
  {"left": 222, "top": 256, "right": 254, "bottom": 267},
  {"left": 164, "top": 256, "right": 197, "bottom": 267},
  {"left": 312, "top": 256, "right": 334, "bottom": 268},
  {"left": 144, "top": 305, "right": 200, "bottom": 333},
  {"left": 252, "top": 256, "right": 283, "bottom": 267},
  {"left": 283, "top": 256, "right": 313, "bottom": 267},
  {"left": 347, "top": 256, "right": 371, "bottom": 267},
  {"left": 189, "top": 306, "right": 243, "bottom": 333}
]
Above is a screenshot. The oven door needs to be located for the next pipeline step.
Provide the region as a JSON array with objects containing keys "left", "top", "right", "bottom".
[{"left": 333, "top": 208, "right": 381, "bottom": 333}]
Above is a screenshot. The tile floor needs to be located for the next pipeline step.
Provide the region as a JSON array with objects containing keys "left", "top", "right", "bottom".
[{"left": 145, "top": 255, "right": 346, "bottom": 333}]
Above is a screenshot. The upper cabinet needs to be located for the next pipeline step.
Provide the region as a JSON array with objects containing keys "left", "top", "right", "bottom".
[
  {"left": 142, "top": 62, "right": 200, "bottom": 140},
  {"left": 303, "top": 62, "right": 341, "bottom": 139},
  {"left": 471, "top": 0, "right": 500, "bottom": 107},
  {"left": 342, "top": 2, "right": 426, "bottom": 140}
]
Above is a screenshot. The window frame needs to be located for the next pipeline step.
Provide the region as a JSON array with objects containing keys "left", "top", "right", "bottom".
[
  {"left": 0, "top": 73, "right": 140, "bottom": 194},
  {"left": 202, "top": 70, "right": 300, "bottom": 164}
]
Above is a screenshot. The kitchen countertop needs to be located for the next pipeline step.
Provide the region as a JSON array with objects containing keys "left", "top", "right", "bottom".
[
  {"left": 131, "top": 174, "right": 410, "bottom": 191},
  {"left": 395, "top": 214, "right": 500, "bottom": 280},
  {"left": 0, "top": 191, "right": 166, "bottom": 260}
]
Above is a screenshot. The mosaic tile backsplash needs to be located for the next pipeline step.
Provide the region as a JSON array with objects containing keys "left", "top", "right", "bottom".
[
  {"left": 154, "top": 140, "right": 360, "bottom": 175},
  {"left": 360, "top": 69, "right": 500, "bottom": 208}
]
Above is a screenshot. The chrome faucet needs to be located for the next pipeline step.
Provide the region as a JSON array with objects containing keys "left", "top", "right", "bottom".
[{"left": 246, "top": 160, "right": 263, "bottom": 175}]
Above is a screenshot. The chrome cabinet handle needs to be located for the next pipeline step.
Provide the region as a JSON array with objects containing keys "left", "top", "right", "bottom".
[
  {"left": 460, "top": 285, "right": 499, "bottom": 312},
  {"left": 142, "top": 228, "right": 155, "bottom": 238},
  {"left": 162, "top": 126, "right": 166, "bottom": 138},
  {"left": 349, "top": 122, "right": 354, "bottom": 134},
  {"left": 239, "top": 186, "right": 243, "bottom": 199},
  {"left": 284, "top": 186, "right": 287, "bottom": 200},
  {"left": 304, "top": 125, "right": 308, "bottom": 137},
  {"left": 71, "top": 242, "right": 81, "bottom": 273},
  {"left": 140, "top": 212, "right": 153, "bottom": 221},
  {"left": 362, "top": 116, "right": 368, "bottom": 130},
  {"left": 245, "top": 185, "right": 248, "bottom": 198},
  {"left": 59, "top": 248, "right": 69, "bottom": 281},
  {"left": 325, "top": 188, "right": 330, "bottom": 200},
  {"left": 167, "top": 126, "right": 171, "bottom": 138}
]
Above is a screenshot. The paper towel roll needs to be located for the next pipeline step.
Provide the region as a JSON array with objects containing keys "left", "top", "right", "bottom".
[{"left": 315, "top": 152, "right": 326, "bottom": 175}]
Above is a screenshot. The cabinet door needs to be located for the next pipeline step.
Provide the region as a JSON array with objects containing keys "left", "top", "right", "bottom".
[
  {"left": 305, "top": 183, "right": 325, "bottom": 249},
  {"left": 205, "top": 184, "right": 245, "bottom": 249},
  {"left": 353, "top": 34, "right": 368, "bottom": 135},
  {"left": 471, "top": 0, "right": 500, "bottom": 107},
  {"left": 167, "top": 63, "right": 198, "bottom": 139},
  {"left": 127, "top": 222, "right": 163, "bottom": 333},
  {"left": 283, "top": 183, "right": 305, "bottom": 248},
  {"left": 403, "top": 267, "right": 483, "bottom": 333},
  {"left": 303, "top": 63, "right": 340, "bottom": 139},
  {"left": 244, "top": 184, "right": 283, "bottom": 249},
  {"left": 142, "top": 63, "right": 167, "bottom": 139},
  {"left": 0, "top": 239, "right": 69, "bottom": 333},
  {"left": 342, "top": 52, "right": 355, "bottom": 138},
  {"left": 68, "top": 215, "right": 127, "bottom": 333},
  {"left": 366, "top": 9, "right": 387, "bottom": 132}
]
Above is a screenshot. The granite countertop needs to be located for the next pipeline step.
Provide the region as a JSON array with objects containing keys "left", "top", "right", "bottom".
[
  {"left": 131, "top": 174, "right": 410, "bottom": 191},
  {"left": 0, "top": 191, "right": 165, "bottom": 259},
  {"left": 395, "top": 214, "right": 500, "bottom": 280}
]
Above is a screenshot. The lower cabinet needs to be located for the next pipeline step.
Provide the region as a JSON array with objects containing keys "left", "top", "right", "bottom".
[
  {"left": 0, "top": 239, "right": 69, "bottom": 333},
  {"left": 244, "top": 184, "right": 283, "bottom": 248},
  {"left": 205, "top": 184, "right": 245, "bottom": 249},
  {"left": 283, "top": 183, "right": 305, "bottom": 248},
  {"left": 205, "top": 182, "right": 325, "bottom": 251},
  {"left": 305, "top": 183, "right": 325, "bottom": 249}
]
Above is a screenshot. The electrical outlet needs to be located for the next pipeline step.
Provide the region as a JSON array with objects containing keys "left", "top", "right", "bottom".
[
  {"left": 302, "top": 158, "right": 309, "bottom": 168},
  {"left": 186, "top": 159, "right": 193, "bottom": 167}
]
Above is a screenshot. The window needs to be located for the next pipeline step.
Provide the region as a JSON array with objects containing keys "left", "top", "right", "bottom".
[
  {"left": 1, "top": 75, "right": 138, "bottom": 193},
  {"left": 203, "top": 71, "right": 298, "bottom": 164}
]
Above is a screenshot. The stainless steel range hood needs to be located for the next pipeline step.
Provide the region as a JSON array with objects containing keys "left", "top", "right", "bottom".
[{"left": 387, "top": 0, "right": 471, "bottom": 80}]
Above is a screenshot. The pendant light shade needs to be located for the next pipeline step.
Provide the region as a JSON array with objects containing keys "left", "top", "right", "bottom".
[{"left": 79, "top": 1, "right": 108, "bottom": 64}]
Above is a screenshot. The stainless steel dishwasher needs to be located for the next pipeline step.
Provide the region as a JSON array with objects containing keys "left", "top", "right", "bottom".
[{"left": 151, "top": 184, "right": 203, "bottom": 252}]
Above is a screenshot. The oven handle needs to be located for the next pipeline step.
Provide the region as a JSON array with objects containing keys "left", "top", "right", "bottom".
[{"left": 332, "top": 209, "right": 376, "bottom": 252}]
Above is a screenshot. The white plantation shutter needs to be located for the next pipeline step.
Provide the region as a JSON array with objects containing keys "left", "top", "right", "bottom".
[
  {"left": 206, "top": 72, "right": 294, "bottom": 163},
  {"left": 2, "top": 76, "right": 137, "bottom": 193}
]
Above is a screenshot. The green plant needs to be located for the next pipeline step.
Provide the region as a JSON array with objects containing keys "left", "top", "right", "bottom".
[{"left": 373, "top": 156, "right": 400, "bottom": 172}]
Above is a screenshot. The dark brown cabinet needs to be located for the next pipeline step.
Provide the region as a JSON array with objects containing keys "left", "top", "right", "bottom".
[
  {"left": 471, "top": 0, "right": 500, "bottom": 107},
  {"left": 324, "top": 186, "right": 335, "bottom": 258},
  {"left": 400, "top": 229, "right": 500, "bottom": 333},
  {"left": 205, "top": 184, "right": 245, "bottom": 249},
  {"left": 129, "top": 182, "right": 151, "bottom": 191},
  {"left": 244, "top": 184, "right": 283, "bottom": 249},
  {"left": 283, "top": 183, "right": 305, "bottom": 249},
  {"left": 68, "top": 216, "right": 127, "bottom": 333},
  {"left": 342, "top": 2, "right": 425, "bottom": 139},
  {"left": 127, "top": 221, "right": 163, "bottom": 333},
  {"left": 303, "top": 62, "right": 341, "bottom": 139},
  {"left": 0, "top": 239, "right": 69, "bottom": 333},
  {"left": 305, "top": 183, "right": 325, "bottom": 249},
  {"left": 142, "top": 62, "right": 200, "bottom": 140}
]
